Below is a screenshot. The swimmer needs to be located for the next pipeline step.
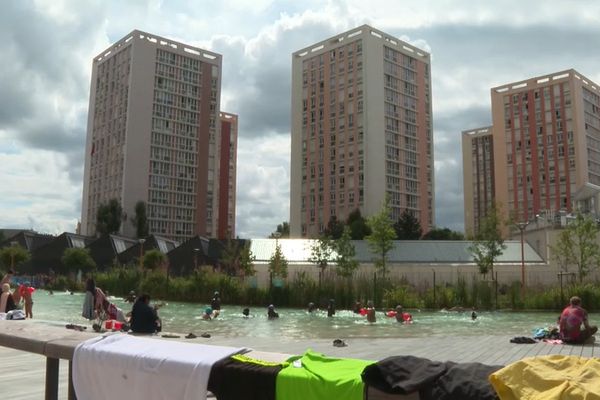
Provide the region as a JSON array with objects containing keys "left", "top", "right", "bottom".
[
  {"left": 471, "top": 309, "right": 477, "bottom": 320},
  {"left": 394, "top": 305, "right": 404, "bottom": 323},
  {"left": 327, "top": 299, "right": 336, "bottom": 317},
  {"left": 353, "top": 300, "right": 362, "bottom": 314},
  {"left": 267, "top": 304, "right": 279, "bottom": 319},
  {"left": 308, "top": 302, "right": 316, "bottom": 313},
  {"left": 366, "top": 300, "right": 376, "bottom": 323},
  {"left": 202, "top": 307, "right": 213, "bottom": 320},
  {"left": 242, "top": 308, "right": 250, "bottom": 317}
]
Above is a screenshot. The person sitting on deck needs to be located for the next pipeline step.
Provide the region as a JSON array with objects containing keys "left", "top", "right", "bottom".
[
  {"left": 267, "top": 304, "right": 279, "bottom": 319},
  {"left": 0, "top": 269, "right": 14, "bottom": 286},
  {"left": 0, "top": 283, "right": 17, "bottom": 313},
  {"left": 559, "top": 296, "right": 598, "bottom": 344},
  {"left": 130, "top": 294, "right": 161, "bottom": 333}
]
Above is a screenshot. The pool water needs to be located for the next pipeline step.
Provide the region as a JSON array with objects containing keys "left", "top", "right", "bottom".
[{"left": 28, "top": 290, "right": 587, "bottom": 339}]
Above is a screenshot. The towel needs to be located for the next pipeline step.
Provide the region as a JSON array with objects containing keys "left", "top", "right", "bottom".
[
  {"left": 73, "top": 334, "right": 248, "bottom": 400},
  {"left": 276, "top": 350, "right": 373, "bottom": 400},
  {"left": 489, "top": 355, "right": 600, "bottom": 399}
]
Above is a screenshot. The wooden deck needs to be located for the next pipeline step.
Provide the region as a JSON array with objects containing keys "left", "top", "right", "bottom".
[{"left": 0, "top": 320, "right": 598, "bottom": 399}]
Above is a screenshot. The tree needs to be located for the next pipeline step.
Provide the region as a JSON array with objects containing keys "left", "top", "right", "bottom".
[
  {"left": 269, "top": 222, "right": 290, "bottom": 238},
  {"left": 365, "top": 198, "right": 397, "bottom": 278},
  {"left": 346, "top": 208, "right": 371, "bottom": 239},
  {"left": 238, "top": 241, "right": 256, "bottom": 277},
  {"left": 468, "top": 205, "right": 506, "bottom": 278},
  {"left": 0, "top": 231, "right": 5, "bottom": 243},
  {"left": 143, "top": 249, "right": 167, "bottom": 271},
  {"left": 324, "top": 215, "right": 345, "bottom": 239},
  {"left": 131, "top": 201, "right": 149, "bottom": 239},
  {"left": 550, "top": 213, "right": 600, "bottom": 282},
  {"left": 268, "top": 242, "right": 288, "bottom": 279},
  {"left": 96, "top": 198, "right": 124, "bottom": 235},
  {"left": 422, "top": 227, "right": 465, "bottom": 240},
  {"left": 394, "top": 210, "right": 423, "bottom": 240},
  {"left": 334, "top": 226, "right": 359, "bottom": 279},
  {"left": 308, "top": 235, "right": 333, "bottom": 287},
  {"left": 61, "top": 248, "right": 96, "bottom": 274},
  {"left": 0, "top": 245, "right": 30, "bottom": 270},
  {"left": 219, "top": 239, "right": 256, "bottom": 277}
]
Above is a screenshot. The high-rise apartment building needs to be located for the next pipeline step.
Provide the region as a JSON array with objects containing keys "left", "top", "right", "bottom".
[
  {"left": 81, "top": 30, "right": 236, "bottom": 242},
  {"left": 463, "top": 69, "right": 600, "bottom": 233},
  {"left": 462, "top": 127, "right": 494, "bottom": 237},
  {"left": 290, "top": 25, "right": 434, "bottom": 238},
  {"left": 217, "top": 112, "right": 238, "bottom": 239}
]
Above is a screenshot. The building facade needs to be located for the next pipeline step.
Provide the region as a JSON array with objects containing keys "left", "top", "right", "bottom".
[
  {"left": 491, "top": 69, "right": 600, "bottom": 224},
  {"left": 290, "top": 25, "right": 434, "bottom": 238},
  {"left": 217, "top": 112, "right": 238, "bottom": 239},
  {"left": 462, "top": 126, "right": 494, "bottom": 237},
  {"left": 81, "top": 30, "right": 234, "bottom": 242}
]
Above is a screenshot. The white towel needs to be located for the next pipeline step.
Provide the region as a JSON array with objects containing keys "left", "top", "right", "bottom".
[{"left": 73, "top": 334, "right": 248, "bottom": 400}]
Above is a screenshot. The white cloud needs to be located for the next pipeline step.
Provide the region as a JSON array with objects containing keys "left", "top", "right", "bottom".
[{"left": 2, "top": 0, "right": 600, "bottom": 239}]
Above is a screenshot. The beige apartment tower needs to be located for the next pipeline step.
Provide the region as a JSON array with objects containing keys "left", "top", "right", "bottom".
[
  {"left": 81, "top": 30, "right": 236, "bottom": 242},
  {"left": 463, "top": 69, "right": 600, "bottom": 234},
  {"left": 290, "top": 25, "right": 434, "bottom": 238}
]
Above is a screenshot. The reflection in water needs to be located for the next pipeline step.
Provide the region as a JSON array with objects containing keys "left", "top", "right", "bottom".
[{"left": 29, "top": 290, "right": 573, "bottom": 339}]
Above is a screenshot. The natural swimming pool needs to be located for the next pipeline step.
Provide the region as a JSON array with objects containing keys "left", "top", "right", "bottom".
[{"left": 30, "top": 290, "right": 595, "bottom": 339}]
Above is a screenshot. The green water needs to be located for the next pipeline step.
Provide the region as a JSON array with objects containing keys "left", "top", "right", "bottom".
[{"left": 27, "top": 290, "right": 588, "bottom": 339}]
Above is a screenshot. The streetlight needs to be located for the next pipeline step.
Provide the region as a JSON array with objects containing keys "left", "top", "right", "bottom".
[
  {"left": 10, "top": 241, "right": 18, "bottom": 270},
  {"left": 515, "top": 221, "right": 529, "bottom": 298},
  {"left": 138, "top": 239, "right": 146, "bottom": 270},
  {"left": 193, "top": 248, "right": 199, "bottom": 270}
]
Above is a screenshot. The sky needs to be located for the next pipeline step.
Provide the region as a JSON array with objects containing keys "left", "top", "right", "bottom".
[{"left": 1, "top": 0, "right": 600, "bottom": 239}]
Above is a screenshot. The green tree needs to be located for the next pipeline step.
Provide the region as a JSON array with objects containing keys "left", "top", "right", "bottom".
[
  {"left": 550, "top": 213, "right": 600, "bottom": 282},
  {"left": 131, "top": 201, "right": 149, "bottom": 239},
  {"left": 0, "top": 245, "right": 30, "bottom": 270},
  {"left": 269, "top": 222, "right": 290, "bottom": 238},
  {"left": 61, "top": 248, "right": 96, "bottom": 274},
  {"left": 96, "top": 198, "right": 124, "bottom": 235},
  {"left": 324, "top": 215, "right": 345, "bottom": 239},
  {"left": 268, "top": 242, "right": 288, "bottom": 279},
  {"left": 346, "top": 208, "right": 371, "bottom": 239},
  {"left": 394, "top": 210, "right": 423, "bottom": 240},
  {"left": 308, "top": 235, "right": 333, "bottom": 287},
  {"left": 468, "top": 205, "right": 506, "bottom": 278},
  {"left": 366, "top": 198, "right": 397, "bottom": 278},
  {"left": 334, "top": 226, "right": 359, "bottom": 278},
  {"left": 0, "top": 231, "right": 5, "bottom": 243},
  {"left": 422, "top": 227, "right": 465, "bottom": 240},
  {"left": 143, "top": 249, "right": 167, "bottom": 271},
  {"left": 238, "top": 241, "right": 256, "bottom": 277}
]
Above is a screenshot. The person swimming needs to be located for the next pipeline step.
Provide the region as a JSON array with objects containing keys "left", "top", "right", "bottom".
[
  {"left": 308, "top": 302, "right": 316, "bottom": 313},
  {"left": 242, "top": 307, "right": 250, "bottom": 317},
  {"left": 267, "top": 304, "right": 279, "bottom": 319},
  {"left": 202, "top": 307, "right": 213, "bottom": 320}
]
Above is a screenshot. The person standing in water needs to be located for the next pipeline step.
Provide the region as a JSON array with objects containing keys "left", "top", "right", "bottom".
[
  {"left": 211, "top": 291, "right": 221, "bottom": 317},
  {"left": 327, "top": 299, "right": 336, "bottom": 317},
  {"left": 366, "top": 300, "right": 376, "bottom": 323},
  {"left": 267, "top": 304, "right": 279, "bottom": 319}
]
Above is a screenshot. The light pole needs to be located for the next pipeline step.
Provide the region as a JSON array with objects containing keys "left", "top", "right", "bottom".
[
  {"left": 10, "top": 241, "right": 18, "bottom": 270},
  {"left": 515, "top": 221, "right": 529, "bottom": 299},
  {"left": 138, "top": 238, "right": 146, "bottom": 270},
  {"left": 193, "top": 248, "right": 199, "bottom": 270}
]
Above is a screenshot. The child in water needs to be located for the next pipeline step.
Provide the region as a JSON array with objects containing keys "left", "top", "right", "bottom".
[
  {"left": 202, "top": 307, "right": 213, "bottom": 320},
  {"left": 267, "top": 304, "right": 279, "bottom": 319}
]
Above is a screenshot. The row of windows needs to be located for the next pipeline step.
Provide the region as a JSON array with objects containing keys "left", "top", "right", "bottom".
[{"left": 156, "top": 49, "right": 201, "bottom": 72}]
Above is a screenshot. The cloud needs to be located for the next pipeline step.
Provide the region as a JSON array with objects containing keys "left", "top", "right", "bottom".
[{"left": 2, "top": 0, "right": 600, "bottom": 239}]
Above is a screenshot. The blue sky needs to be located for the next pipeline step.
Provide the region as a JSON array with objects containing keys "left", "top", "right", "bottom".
[{"left": 1, "top": 0, "right": 600, "bottom": 238}]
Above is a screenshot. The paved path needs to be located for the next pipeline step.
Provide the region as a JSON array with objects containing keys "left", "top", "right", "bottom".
[{"left": 0, "top": 329, "right": 598, "bottom": 399}]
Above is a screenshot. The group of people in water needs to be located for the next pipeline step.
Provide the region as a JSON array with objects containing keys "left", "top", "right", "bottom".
[{"left": 0, "top": 270, "right": 34, "bottom": 318}]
